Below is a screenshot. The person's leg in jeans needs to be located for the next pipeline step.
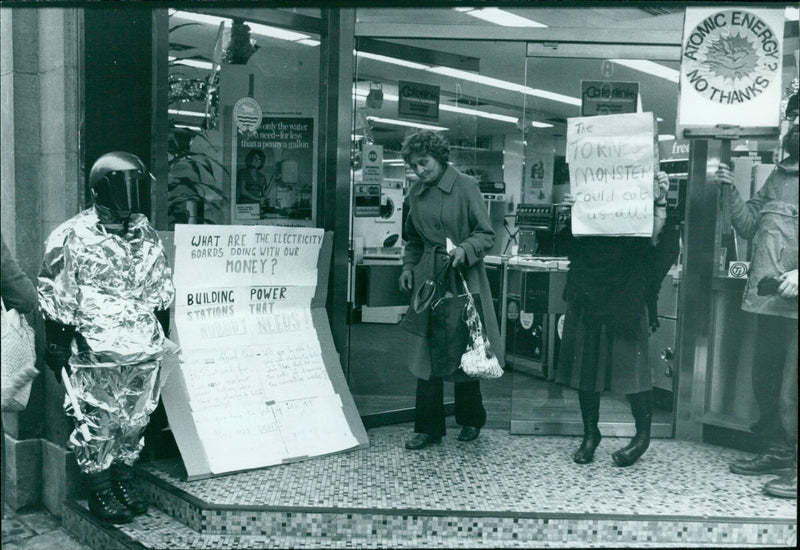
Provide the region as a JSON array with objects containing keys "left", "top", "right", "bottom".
[
  {"left": 764, "top": 318, "right": 798, "bottom": 498},
  {"left": 731, "top": 315, "right": 795, "bottom": 475},
  {"left": 454, "top": 379, "right": 485, "bottom": 441}
]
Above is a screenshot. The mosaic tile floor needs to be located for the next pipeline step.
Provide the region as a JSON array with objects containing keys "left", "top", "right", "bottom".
[
  {"left": 141, "top": 423, "right": 796, "bottom": 520},
  {"left": 61, "top": 423, "right": 797, "bottom": 548}
]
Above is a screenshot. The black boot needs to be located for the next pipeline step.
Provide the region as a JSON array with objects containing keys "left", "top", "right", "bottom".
[
  {"left": 110, "top": 463, "right": 148, "bottom": 515},
  {"left": 612, "top": 390, "right": 652, "bottom": 467},
  {"left": 573, "top": 391, "right": 601, "bottom": 464},
  {"left": 86, "top": 470, "right": 135, "bottom": 524}
]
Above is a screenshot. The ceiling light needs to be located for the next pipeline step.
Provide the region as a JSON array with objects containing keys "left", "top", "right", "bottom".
[
  {"left": 173, "top": 124, "right": 203, "bottom": 132},
  {"left": 531, "top": 121, "right": 554, "bottom": 128},
  {"left": 457, "top": 7, "right": 548, "bottom": 27},
  {"left": 247, "top": 22, "right": 310, "bottom": 42},
  {"left": 171, "top": 10, "right": 229, "bottom": 27},
  {"left": 367, "top": 116, "right": 449, "bottom": 132},
  {"left": 657, "top": 117, "right": 664, "bottom": 122},
  {"left": 658, "top": 134, "right": 676, "bottom": 141},
  {"left": 610, "top": 59, "right": 679, "bottom": 83},
  {"left": 356, "top": 51, "right": 431, "bottom": 70},
  {"left": 355, "top": 89, "right": 521, "bottom": 124},
  {"left": 169, "top": 109, "right": 208, "bottom": 118},
  {"left": 427, "top": 66, "right": 582, "bottom": 106},
  {"left": 170, "top": 10, "right": 318, "bottom": 47},
  {"left": 786, "top": 6, "right": 799, "bottom": 21},
  {"left": 169, "top": 56, "right": 215, "bottom": 71}
]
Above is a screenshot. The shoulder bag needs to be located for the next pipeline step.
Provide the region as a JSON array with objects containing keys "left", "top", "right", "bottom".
[{"left": 1, "top": 298, "right": 39, "bottom": 412}]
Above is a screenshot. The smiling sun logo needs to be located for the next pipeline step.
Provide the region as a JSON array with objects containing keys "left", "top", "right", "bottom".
[
  {"left": 703, "top": 34, "right": 758, "bottom": 82},
  {"left": 681, "top": 10, "right": 782, "bottom": 105}
]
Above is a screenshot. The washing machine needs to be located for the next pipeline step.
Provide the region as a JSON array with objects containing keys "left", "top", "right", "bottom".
[{"left": 353, "top": 180, "right": 404, "bottom": 249}]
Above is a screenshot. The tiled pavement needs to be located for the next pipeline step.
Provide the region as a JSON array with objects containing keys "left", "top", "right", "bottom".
[
  {"left": 2, "top": 504, "right": 92, "bottom": 550},
  {"left": 57, "top": 423, "right": 797, "bottom": 548}
]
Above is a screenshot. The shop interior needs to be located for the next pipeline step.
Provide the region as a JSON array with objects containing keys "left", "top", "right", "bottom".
[{"left": 165, "top": 6, "right": 798, "bottom": 440}]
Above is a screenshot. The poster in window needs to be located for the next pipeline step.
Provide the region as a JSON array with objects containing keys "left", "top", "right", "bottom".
[{"left": 232, "top": 116, "right": 315, "bottom": 226}]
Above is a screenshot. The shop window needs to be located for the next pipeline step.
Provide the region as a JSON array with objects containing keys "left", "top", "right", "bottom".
[{"left": 165, "top": 8, "right": 321, "bottom": 228}]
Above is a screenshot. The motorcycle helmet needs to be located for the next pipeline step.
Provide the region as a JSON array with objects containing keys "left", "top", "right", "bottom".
[{"left": 89, "top": 151, "right": 152, "bottom": 223}]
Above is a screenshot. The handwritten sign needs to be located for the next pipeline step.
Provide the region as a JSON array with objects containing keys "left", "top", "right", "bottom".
[
  {"left": 567, "top": 112, "right": 657, "bottom": 236},
  {"left": 678, "top": 7, "right": 784, "bottom": 131},
  {"left": 162, "top": 225, "right": 367, "bottom": 478}
]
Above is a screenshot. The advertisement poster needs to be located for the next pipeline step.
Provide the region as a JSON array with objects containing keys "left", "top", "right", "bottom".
[
  {"left": 567, "top": 112, "right": 657, "bottom": 237},
  {"left": 232, "top": 116, "right": 315, "bottom": 226},
  {"left": 161, "top": 225, "right": 367, "bottom": 478},
  {"left": 677, "top": 7, "right": 785, "bottom": 130},
  {"left": 581, "top": 81, "right": 639, "bottom": 116}
]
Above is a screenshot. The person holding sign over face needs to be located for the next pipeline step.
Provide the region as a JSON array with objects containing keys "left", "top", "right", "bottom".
[
  {"left": 398, "top": 131, "right": 504, "bottom": 450},
  {"left": 557, "top": 166, "right": 678, "bottom": 468},
  {"left": 715, "top": 93, "right": 798, "bottom": 499},
  {"left": 38, "top": 152, "right": 175, "bottom": 523}
]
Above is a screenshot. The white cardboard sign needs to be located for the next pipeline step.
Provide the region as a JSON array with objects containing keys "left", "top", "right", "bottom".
[{"left": 567, "top": 112, "right": 657, "bottom": 237}]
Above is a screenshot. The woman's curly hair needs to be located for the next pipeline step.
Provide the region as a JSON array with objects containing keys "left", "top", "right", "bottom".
[{"left": 400, "top": 131, "right": 450, "bottom": 166}]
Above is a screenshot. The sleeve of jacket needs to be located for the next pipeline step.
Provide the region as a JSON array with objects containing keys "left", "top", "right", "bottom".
[
  {"left": 402, "top": 197, "right": 424, "bottom": 272},
  {"left": 1, "top": 234, "right": 38, "bottom": 314},
  {"left": 724, "top": 172, "right": 773, "bottom": 240},
  {"left": 37, "top": 226, "right": 81, "bottom": 326},
  {"left": 458, "top": 180, "right": 495, "bottom": 266},
  {"left": 141, "top": 226, "right": 176, "bottom": 311}
]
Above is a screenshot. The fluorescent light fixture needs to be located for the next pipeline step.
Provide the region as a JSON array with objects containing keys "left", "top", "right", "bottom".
[
  {"left": 610, "top": 59, "right": 679, "bottom": 83},
  {"left": 367, "top": 116, "right": 449, "bottom": 132},
  {"left": 170, "top": 10, "right": 318, "bottom": 47},
  {"left": 428, "top": 66, "right": 581, "bottom": 106},
  {"left": 355, "top": 88, "right": 555, "bottom": 126},
  {"left": 173, "top": 124, "right": 203, "bottom": 132},
  {"left": 456, "top": 7, "right": 548, "bottom": 27},
  {"left": 169, "top": 56, "right": 215, "bottom": 70},
  {"left": 247, "top": 22, "right": 310, "bottom": 42},
  {"left": 357, "top": 52, "right": 579, "bottom": 107},
  {"left": 356, "top": 51, "right": 431, "bottom": 70},
  {"left": 383, "top": 159, "right": 406, "bottom": 165},
  {"left": 657, "top": 117, "right": 664, "bottom": 122},
  {"left": 171, "top": 10, "right": 229, "bottom": 27},
  {"left": 786, "top": 6, "right": 799, "bottom": 21},
  {"left": 355, "top": 89, "right": 519, "bottom": 124},
  {"left": 169, "top": 109, "right": 208, "bottom": 118},
  {"left": 658, "top": 134, "right": 676, "bottom": 141}
]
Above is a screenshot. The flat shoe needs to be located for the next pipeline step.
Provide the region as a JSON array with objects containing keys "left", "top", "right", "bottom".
[
  {"left": 405, "top": 433, "right": 441, "bottom": 450},
  {"left": 457, "top": 426, "right": 481, "bottom": 442}
]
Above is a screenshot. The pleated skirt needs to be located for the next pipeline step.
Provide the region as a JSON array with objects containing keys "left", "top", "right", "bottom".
[{"left": 555, "top": 301, "right": 652, "bottom": 395}]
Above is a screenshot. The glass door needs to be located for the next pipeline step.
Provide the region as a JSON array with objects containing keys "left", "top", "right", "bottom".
[
  {"left": 347, "top": 37, "right": 524, "bottom": 423},
  {"left": 511, "top": 49, "right": 681, "bottom": 437}
]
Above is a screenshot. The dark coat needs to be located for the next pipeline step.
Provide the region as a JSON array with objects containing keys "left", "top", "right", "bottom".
[{"left": 402, "top": 164, "right": 504, "bottom": 381}]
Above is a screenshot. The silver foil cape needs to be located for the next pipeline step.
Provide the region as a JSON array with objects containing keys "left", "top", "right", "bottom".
[{"left": 38, "top": 208, "right": 175, "bottom": 473}]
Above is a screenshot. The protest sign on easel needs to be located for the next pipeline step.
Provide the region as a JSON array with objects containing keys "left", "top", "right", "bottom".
[
  {"left": 161, "top": 225, "right": 368, "bottom": 480},
  {"left": 566, "top": 111, "right": 658, "bottom": 237}
]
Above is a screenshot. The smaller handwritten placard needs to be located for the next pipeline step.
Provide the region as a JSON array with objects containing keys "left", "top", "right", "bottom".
[{"left": 567, "top": 112, "right": 657, "bottom": 237}]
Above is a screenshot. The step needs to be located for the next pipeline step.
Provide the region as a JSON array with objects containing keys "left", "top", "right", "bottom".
[
  {"left": 61, "top": 499, "right": 787, "bottom": 549},
  {"left": 62, "top": 426, "right": 797, "bottom": 548}
]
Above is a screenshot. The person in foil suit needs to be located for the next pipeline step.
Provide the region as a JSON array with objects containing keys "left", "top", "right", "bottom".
[{"left": 38, "top": 152, "right": 175, "bottom": 524}]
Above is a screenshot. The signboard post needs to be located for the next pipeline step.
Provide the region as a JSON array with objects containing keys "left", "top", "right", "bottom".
[
  {"left": 162, "top": 225, "right": 368, "bottom": 479},
  {"left": 566, "top": 112, "right": 658, "bottom": 237}
]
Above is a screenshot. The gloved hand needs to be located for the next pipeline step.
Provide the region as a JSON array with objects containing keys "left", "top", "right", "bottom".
[
  {"left": 44, "top": 319, "right": 76, "bottom": 381},
  {"left": 155, "top": 308, "right": 170, "bottom": 337}
]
